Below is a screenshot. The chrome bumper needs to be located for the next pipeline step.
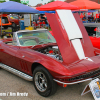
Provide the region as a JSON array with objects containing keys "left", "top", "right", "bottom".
[
  {"left": 53, "top": 78, "right": 93, "bottom": 85},
  {"left": 53, "top": 74, "right": 100, "bottom": 85}
]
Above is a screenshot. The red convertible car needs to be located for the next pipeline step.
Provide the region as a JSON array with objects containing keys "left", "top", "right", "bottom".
[
  {"left": 83, "top": 23, "right": 100, "bottom": 50},
  {"left": 90, "top": 30, "right": 100, "bottom": 49},
  {"left": 0, "top": 10, "right": 100, "bottom": 97},
  {"left": 90, "top": 36, "right": 100, "bottom": 49}
]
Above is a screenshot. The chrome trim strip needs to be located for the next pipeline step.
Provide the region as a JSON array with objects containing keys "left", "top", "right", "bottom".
[
  {"left": 53, "top": 78, "right": 92, "bottom": 85},
  {"left": 0, "top": 63, "right": 33, "bottom": 81}
]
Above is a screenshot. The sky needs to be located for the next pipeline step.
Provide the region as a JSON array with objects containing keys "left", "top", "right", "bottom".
[{"left": 6, "top": 0, "right": 65, "bottom": 6}]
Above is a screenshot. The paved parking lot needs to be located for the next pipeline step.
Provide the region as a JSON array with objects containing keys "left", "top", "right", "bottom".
[{"left": 0, "top": 69, "right": 94, "bottom": 100}]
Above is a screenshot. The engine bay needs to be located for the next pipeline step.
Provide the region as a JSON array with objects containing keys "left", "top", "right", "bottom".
[{"left": 36, "top": 46, "right": 63, "bottom": 61}]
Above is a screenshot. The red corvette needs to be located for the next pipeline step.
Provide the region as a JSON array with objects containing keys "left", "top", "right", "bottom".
[
  {"left": 0, "top": 10, "right": 100, "bottom": 97},
  {"left": 90, "top": 33, "right": 100, "bottom": 49}
]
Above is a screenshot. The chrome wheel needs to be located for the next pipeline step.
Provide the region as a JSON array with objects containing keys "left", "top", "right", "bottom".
[
  {"left": 33, "top": 66, "right": 57, "bottom": 97},
  {"left": 35, "top": 72, "right": 47, "bottom": 92}
]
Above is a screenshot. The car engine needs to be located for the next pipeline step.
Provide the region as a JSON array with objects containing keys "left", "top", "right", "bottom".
[{"left": 37, "top": 46, "right": 63, "bottom": 61}]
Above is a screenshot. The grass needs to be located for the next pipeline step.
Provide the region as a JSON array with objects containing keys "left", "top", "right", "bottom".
[
  {"left": 0, "top": 28, "right": 12, "bottom": 38},
  {"left": 2, "top": 29, "right": 12, "bottom": 33}
]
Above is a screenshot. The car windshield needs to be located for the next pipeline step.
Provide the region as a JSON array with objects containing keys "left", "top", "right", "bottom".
[
  {"left": 10, "top": 15, "right": 19, "bottom": 19},
  {"left": 17, "top": 30, "right": 56, "bottom": 46}
]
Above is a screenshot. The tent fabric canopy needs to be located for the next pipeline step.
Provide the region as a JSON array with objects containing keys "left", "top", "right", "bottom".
[
  {"left": 39, "top": 11, "right": 55, "bottom": 14},
  {"left": 70, "top": 0, "right": 100, "bottom": 9},
  {"left": 36, "top": 1, "right": 79, "bottom": 11},
  {"left": 0, "top": 1, "right": 39, "bottom": 14},
  {"left": 39, "top": 10, "right": 95, "bottom": 14}
]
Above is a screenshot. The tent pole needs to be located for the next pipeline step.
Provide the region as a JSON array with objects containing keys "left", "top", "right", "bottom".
[
  {"left": 79, "top": 10, "right": 81, "bottom": 20},
  {"left": 1, "top": 13, "right": 2, "bottom": 38},
  {"left": 18, "top": 13, "right": 20, "bottom": 30},
  {"left": 34, "top": 14, "right": 35, "bottom": 29}
]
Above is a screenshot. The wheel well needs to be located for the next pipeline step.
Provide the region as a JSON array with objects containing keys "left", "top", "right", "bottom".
[{"left": 31, "top": 63, "right": 44, "bottom": 74}]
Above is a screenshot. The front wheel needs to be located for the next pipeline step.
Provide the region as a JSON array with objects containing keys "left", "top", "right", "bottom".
[
  {"left": 12, "top": 23, "right": 16, "bottom": 28},
  {"left": 33, "top": 66, "right": 57, "bottom": 97}
]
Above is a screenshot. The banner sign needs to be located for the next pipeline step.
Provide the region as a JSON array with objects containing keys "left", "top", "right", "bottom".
[{"left": 81, "top": 78, "right": 100, "bottom": 100}]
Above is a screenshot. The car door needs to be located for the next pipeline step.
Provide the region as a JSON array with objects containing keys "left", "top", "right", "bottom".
[
  {"left": 14, "top": 47, "right": 32, "bottom": 75},
  {"left": 0, "top": 42, "right": 19, "bottom": 68}
]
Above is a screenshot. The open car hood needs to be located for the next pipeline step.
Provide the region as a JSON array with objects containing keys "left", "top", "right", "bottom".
[{"left": 46, "top": 10, "right": 95, "bottom": 64}]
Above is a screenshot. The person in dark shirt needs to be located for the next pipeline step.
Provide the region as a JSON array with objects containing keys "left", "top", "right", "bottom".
[{"left": 41, "top": 14, "right": 48, "bottom": 24}]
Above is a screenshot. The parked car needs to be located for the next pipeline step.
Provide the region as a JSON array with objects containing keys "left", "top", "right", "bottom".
[
  {"left": 0, "top": 14, "right": 12, "bottom": 29},
  {"left": 7, "top": 14, "right": 20, "bottom": 28},
  {"left": 0, "top": 28, "right": 99, "bottom": 97},
  {"left": 83, "top": 23, "right": 100, "bottom": 49},
  {"left": 90, "top": 31, "right": 100, "bottom": 49},
  {"left": 0, "top": 10, "right": 100, "bottom": 97}
]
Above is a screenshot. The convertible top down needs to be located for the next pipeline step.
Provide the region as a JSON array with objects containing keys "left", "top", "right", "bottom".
[{"left": 0, "top": 10, "right": 100, "bottom": 97}]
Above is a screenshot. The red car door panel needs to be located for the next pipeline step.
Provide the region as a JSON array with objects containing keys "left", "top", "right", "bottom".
[
  {"left": 0, "top": 43, "right": 19, "bottom": 68},
  {"left": 15, "top": 48, "right": 32, "bottom": 75}
]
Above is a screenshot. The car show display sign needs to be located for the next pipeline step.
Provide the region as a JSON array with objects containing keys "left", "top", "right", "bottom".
[{"left": 82, "top": 78, "right": 100, "bottom": 100}]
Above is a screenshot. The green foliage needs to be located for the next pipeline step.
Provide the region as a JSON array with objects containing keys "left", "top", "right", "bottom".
[
  {"left": 48, "top": 0, "right": 54, "bottom": 3},
  {"left": 23, "top": 3, "right": 27, "bottom": 5},
  {"left": 9, "top": 0, "right": 21, "bottom": 3},
  {"left": 0, "top": 0, "right": 6, "bottom": 3},
  {"left": 21, "top": 1, "right": 29, "bottom": 5}
]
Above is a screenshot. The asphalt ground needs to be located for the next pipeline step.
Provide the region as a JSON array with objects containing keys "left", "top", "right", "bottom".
[{"left": 0, "top": 69, "right": 94, "bottom": 100}]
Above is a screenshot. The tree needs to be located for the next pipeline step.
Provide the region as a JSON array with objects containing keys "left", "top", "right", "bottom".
[
  {"left": 23, "top": 3, "right": 27, "bottom": 5},
  {"left": 0, "top": 0, "right": 6, "bottom": 3},
  {"left": 9, "top": 0, "right": 21, "bottom": 3},
  {"left": 48, "top": 0, "right": 54, "bottom": 3},
  {"left": 21, "top": 0, "right": 29, "bottom": 5}
]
